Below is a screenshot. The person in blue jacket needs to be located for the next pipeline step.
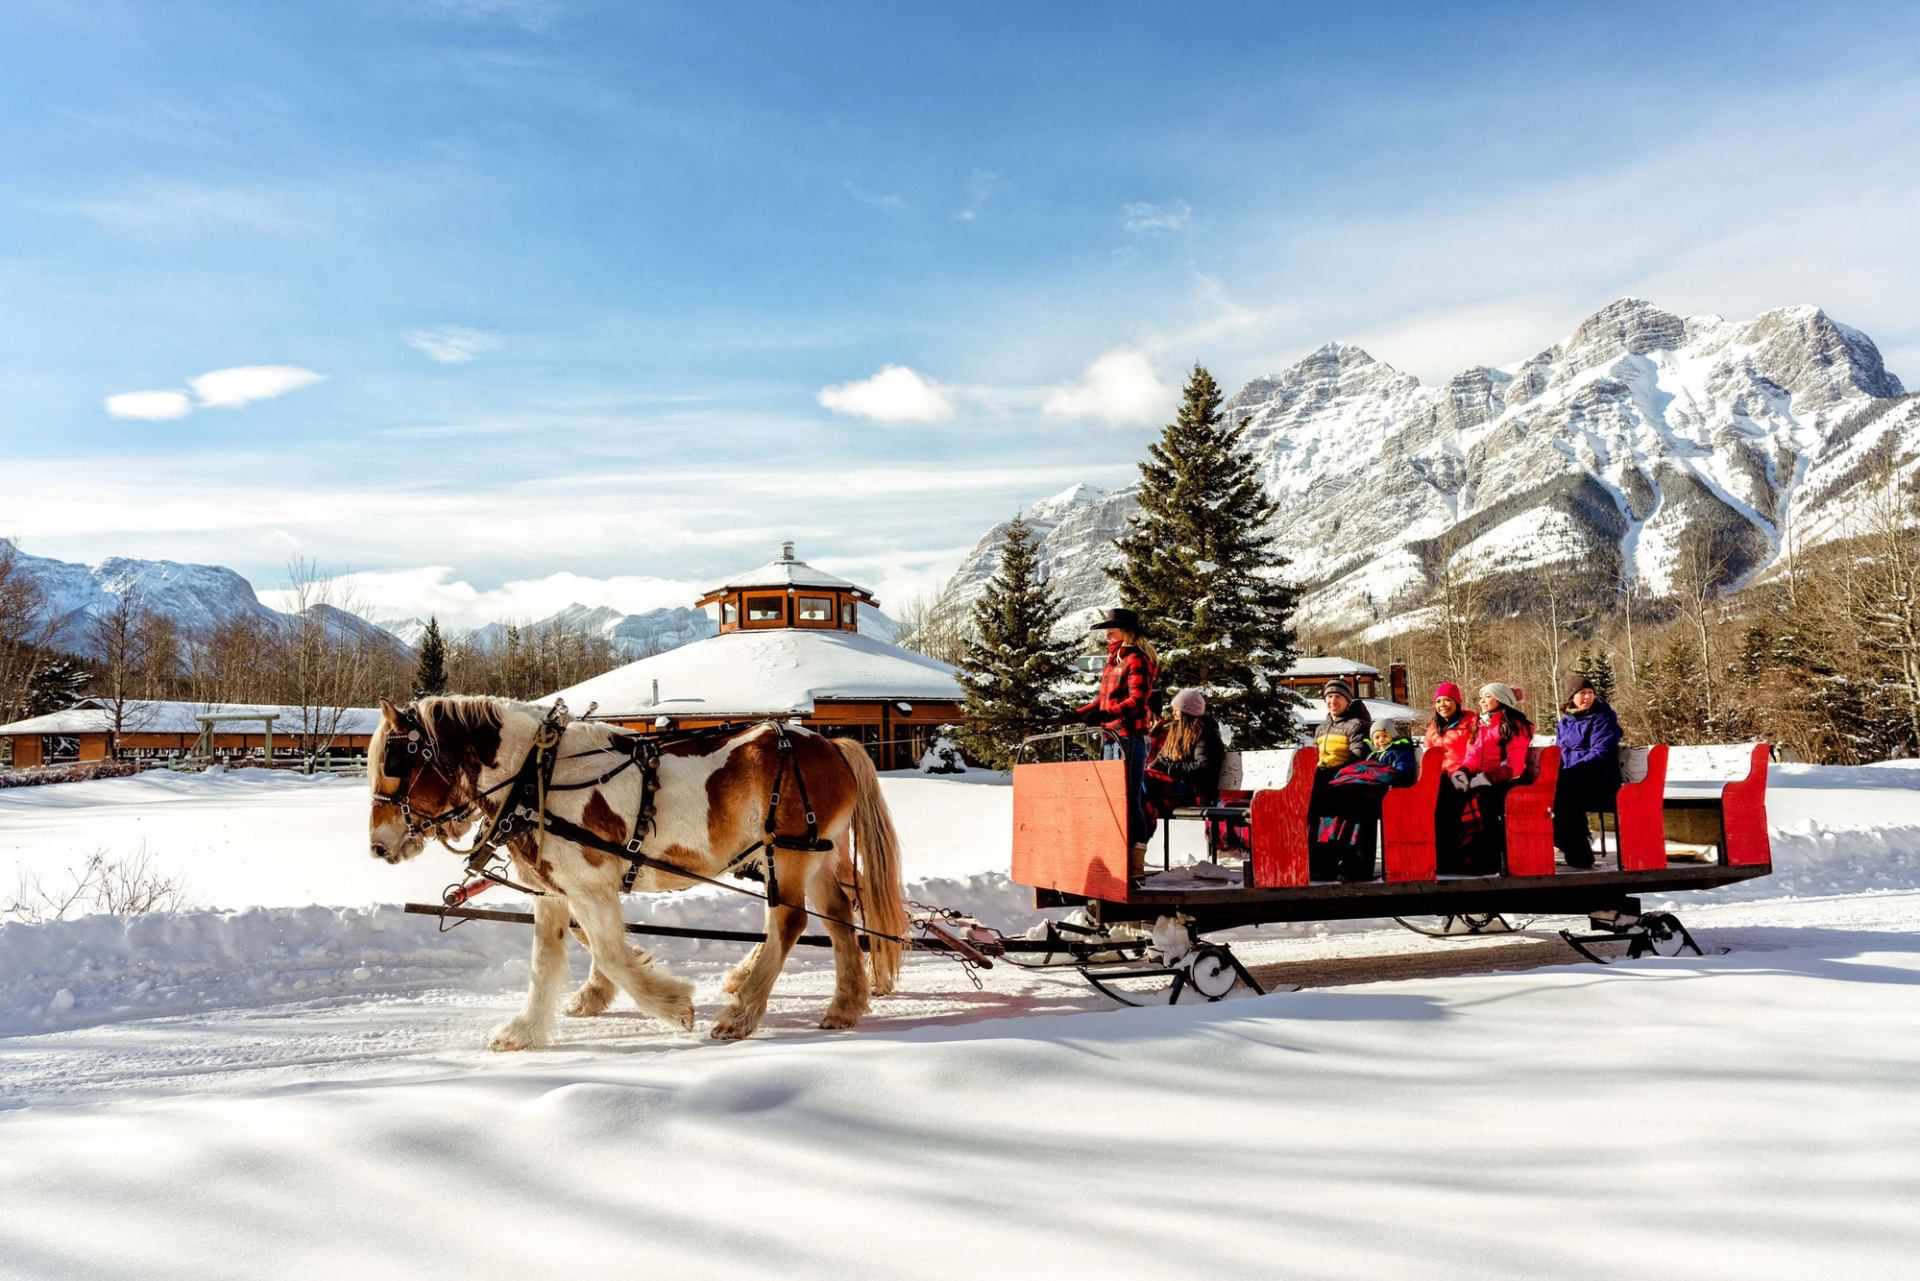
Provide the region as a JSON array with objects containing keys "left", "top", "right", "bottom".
[
  {"left": 1318, "top": 720, "right": 1420, "bottom": 882},
  {"left": 1554, "top": 674, "right": 1624, "bottom": 868}
]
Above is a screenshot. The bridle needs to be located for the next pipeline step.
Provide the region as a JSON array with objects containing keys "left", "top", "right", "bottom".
[{"left": 377, "top": 707, "right": 501, "bottom": 846}]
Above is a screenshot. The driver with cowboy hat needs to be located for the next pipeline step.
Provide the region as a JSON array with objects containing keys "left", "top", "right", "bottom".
[{"left": 1073, "top": 606, "right": 1159, "bottom": 877}]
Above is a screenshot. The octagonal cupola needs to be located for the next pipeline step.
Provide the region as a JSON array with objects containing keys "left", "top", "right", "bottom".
[{"left": 695, "top": 541, "right": 877, "bottom": 634}]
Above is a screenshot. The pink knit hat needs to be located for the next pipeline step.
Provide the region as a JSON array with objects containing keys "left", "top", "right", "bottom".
[
  {"left": 1170, "top": 688, "right": 1206, "bottom": 716},
  {"left": 1434, "top": 681, "right": 1464, "bottom": 704}
]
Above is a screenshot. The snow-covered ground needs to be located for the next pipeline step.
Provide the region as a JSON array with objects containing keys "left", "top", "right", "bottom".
[{"left": 2, "top": 763, "right": 1918, "bottom": 1278}]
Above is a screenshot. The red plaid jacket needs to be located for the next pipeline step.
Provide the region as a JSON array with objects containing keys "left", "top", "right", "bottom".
[{"left": 1077, "top": 643, "right": 1157, "bottom": 738}]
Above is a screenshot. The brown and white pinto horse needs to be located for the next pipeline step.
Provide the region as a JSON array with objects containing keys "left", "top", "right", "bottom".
[{"left": 367, "top": 695, "right": 907, "bottom": 1046}]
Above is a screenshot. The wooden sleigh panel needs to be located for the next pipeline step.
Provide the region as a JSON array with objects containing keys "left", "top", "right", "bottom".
[{"left": 1011, "top": 759, "right": 1131, "bottom": 902}]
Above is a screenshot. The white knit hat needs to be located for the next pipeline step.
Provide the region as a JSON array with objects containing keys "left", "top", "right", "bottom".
[
  {"left": 1170, "top": 688, "right": 1206, "bottom": 716},
  {"left": 1479, "top": 681, "right": 1521, "bottom": 708}
]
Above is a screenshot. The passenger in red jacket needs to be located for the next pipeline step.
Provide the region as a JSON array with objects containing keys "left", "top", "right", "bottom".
[
  {"left": 1424, "top": 682, "right": 1480, "bottom": 873},
  {"left": 1444, "top": 682, "right": 1534, "bottom": 875},
  {"left": 1074, "top": 607, "right": 1159, "bottom": 877}
]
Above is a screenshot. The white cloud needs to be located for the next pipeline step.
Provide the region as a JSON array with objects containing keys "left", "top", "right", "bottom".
[
  {"left": 261, "top": 566, "right": 704, "bottom": 633},
  {"left": 76, "top": 182, "right": 322, "bottom": 237},
  {"left": 406, "top": 326, "right": 504, "bottom": 363},
  {"left": 955, "top": 168, "right": 1002, "bottom": 222},
  {"left": 1123, "top": 200, "right": 1191, "bottom": 234},
  {"left": 817, "top": 365, "right": 957, "bottom": 423},
  {"left": 103, "top": 390, "right": 192, "bottom": 421},
  {"left": 188, "top": 365, "right": 325, "bottom": 409},
  {"left": 1042, "top": 349, "right": 1173, "bottom": 426},
  {"left": 845, "top": 183, "right": 906, "bottom": 211}
]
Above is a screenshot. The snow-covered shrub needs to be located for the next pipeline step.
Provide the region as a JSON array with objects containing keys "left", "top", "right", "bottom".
[
  {"left": 919, "top": 729, "right": 966, "bottom": 774},
  {"left": 0, "top": 761, "right": 141, "bottom": 789}
]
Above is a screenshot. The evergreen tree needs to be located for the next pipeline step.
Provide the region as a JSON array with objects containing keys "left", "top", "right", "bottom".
[
  {"left": 27, "top": 656, "right": 90, "bottom": 717},
  {"left": 956, "top": 515, "right": 1078, "bottom": 769},
  {"left": 1572, "top": 645, "right": 1616, "bottom": 702},
  {"left": 1109, "top": 363, "right": 1302, "bottom": 747},
  {"left": 412, "top": 617, "right": 449, "bottom": 698}
]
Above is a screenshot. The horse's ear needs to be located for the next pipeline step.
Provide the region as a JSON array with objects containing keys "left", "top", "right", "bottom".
[{"left": 379, "top": 696, "right": 400, "bottom": 725}]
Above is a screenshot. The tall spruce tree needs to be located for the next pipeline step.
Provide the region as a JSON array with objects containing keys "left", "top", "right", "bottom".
[
  {"left": 1109, "top": 363, "right": 1302, "bottom": 747},
  {"left": 957, "top": 515, "right": 1078, "bottom": 768},
  {"left": 27, "top": 656, "right": 90, "bottom": 717},
  {"left": 412, "top": 617, "right": 449, "bottom": 698}
]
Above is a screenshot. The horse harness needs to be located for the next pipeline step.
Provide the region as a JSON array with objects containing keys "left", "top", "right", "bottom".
[{"left": 387, "top": 708, "right": 837, "bottom": 900}]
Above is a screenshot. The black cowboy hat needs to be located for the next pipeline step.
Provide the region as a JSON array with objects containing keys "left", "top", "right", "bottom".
[{"left": 1090, "top": 606, "right": 1142, "bottom": 633}]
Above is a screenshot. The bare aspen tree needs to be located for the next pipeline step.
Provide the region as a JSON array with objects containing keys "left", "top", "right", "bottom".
[
  {"left": 88, "top": 591, "right": 167, "bottom": 748},
  {"left": 1857, "top": 447, "right": 1920, "bottom": 753},
  {"left": 278, "top": 558, "right": 386, "bottom": 769},
  {"left": 0, "top": 541, "right": 52, "bottom": 725},
  {"left": 1519, "top": 534, "right": 1595, "bottom": 712},
  {"left": 1666, "top": 525, "right": 1737, "bottom": 735},
  {"left": 1428, "top": 529, "right": 1493, "bottom": 685}
]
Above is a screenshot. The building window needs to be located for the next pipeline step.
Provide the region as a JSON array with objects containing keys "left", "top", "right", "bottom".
[
  {"left": 746, "top": 595, "right": 784, "bottom": 623},
  {"left": 798, "top": 595, "right": 833, "bottom": 622},
  {"left": 721, "top": 600, "right": 739, "bottom": 626},
  {"left": 841, "top": 600, "right": 855, "bottom": 626}
]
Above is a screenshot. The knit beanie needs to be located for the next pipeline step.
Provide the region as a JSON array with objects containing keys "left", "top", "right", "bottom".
[
  {"left": 1434, "top": 681, "right": 1464, "bottom": 704},
  {"left": 1170, "top": 688, "right": 1206, "bottom": 716},
  {"left": 1563, "top": 673, "right": 1595, "bottom": 704},
  {"left": 1323, "top": 679, "right": 1354, "bottom": 701},
  {"left": 1480, "top": 681, "right": 1520, "bottom": 708},
  {"left": 1372, "top": 718, "right": 1404, "bottom": 740}
]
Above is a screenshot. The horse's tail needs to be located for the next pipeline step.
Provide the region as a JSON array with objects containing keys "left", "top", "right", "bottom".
[{"left": 832, "top": 738, "right": 908, "bottom": 995}]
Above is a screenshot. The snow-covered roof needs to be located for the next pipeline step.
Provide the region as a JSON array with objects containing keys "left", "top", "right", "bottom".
[
  {"left": 550, "top": 628, "right": 962, "bottom": 719},
  {"left": 0, "top": 700, "right": 383, "bottom": 737},
  {"left": 703, "top": 544, "right": 865, "bottom": 596},
  {"left": 1283, "top": 656, "right": 1382, "bottom": 679}
]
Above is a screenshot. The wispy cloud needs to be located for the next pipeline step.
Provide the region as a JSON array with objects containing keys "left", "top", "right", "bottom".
[
  {"left": 76, "top": 181, "right": 323, "bottom": 237},
  {"left": 104, "top": 390, "right": 192, "bottom": 421},
  {"left": 1122, "top": 200, "right": 1191, "bottom": 233},
  {"left": 845, "top": 183, "right": 906, "bottom": 211},
  {"left": 406, "top": 327, "right": 504, "bottom": 364},
  {"left": 189, "top": 366, "right": 325, "bottom": 408},
  {"left": 954, "top": 168, "right": 1002, "bottom": 222},
  {"left": 817, "top": 365, "right": 957, "bottom": 423},
  {"left": 261, "top": 565, "right": 703, "bottom": 632},
  {"left": 1041, "top": 349, "right": 1172, "bottom": 426},
  {"left": 399, "top": 0, "right": 573, "bottom": 31}
]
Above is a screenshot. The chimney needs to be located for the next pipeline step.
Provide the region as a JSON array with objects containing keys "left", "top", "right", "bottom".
[
  {"left": 651, "top": 678, "right": 660, "bottom": 706},
  {"left": 780, "top": 540, "right": 795, "bottom": 562}
]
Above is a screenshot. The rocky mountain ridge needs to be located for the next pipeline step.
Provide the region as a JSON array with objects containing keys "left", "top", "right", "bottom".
[
  {"left": 933, "top": 298, "right": 1918, "bottom": 639},
  {"left": 2, "top": 540, "right": 412, "bottom": 661}
]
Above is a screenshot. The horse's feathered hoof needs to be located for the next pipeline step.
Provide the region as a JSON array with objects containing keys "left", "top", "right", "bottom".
[
  {"left": 564, "top": 983, "right": 615, "bottom": 1018},
  {"left": 818, "top": 1009, "right": 861, "bottom": 1030},
  {"left": 709, "top": 1006, "right": 758, "bottom": 1040},
  {"left": 487, "top": 1018, "right": 549, "bottom": 1051}
]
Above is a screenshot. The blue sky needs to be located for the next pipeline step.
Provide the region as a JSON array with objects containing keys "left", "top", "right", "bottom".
[{"left": 3, "top": 0, "right": 1917, "bottom": 627}]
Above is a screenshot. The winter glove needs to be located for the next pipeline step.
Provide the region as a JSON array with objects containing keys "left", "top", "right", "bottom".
[
  {"left": 1468, "top": 772, "right": 1492, "bottom": 790},
  {"left": 1450, "top": 771, "right": 1470, "bottom": 792}
]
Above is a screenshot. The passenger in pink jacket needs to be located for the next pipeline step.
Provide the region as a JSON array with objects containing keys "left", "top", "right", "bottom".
[
  {"left": 1442, "top": 682, "right": 1535, "bottom": 875},
  {"left": 1425, "top": 681, "right": 1479, "bottom": 875}
]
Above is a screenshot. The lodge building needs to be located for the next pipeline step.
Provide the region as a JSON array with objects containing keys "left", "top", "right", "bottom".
[{"left": 551, "top": 544, "right": 966, "bottom": 771}]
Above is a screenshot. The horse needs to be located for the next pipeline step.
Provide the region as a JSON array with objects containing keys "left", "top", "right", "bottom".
[{"left": 366, "top": 695, "right": 907, "bottom": 1047}]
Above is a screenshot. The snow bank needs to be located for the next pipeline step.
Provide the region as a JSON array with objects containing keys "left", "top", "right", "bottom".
[{"left": 0, "top": 904, "right": 526, "bottom": 1037}]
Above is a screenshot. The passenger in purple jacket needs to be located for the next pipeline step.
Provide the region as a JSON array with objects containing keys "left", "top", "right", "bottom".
[{"left": 1554, "top": 674, "right": 1623, "bottom": 868}]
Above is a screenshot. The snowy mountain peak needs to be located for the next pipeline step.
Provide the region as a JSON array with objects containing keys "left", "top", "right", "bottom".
[
  {"left": 1028, "top": 483, "right": 1108, "bottom": 522},
  {"left": 1562, "top": 296, "right": 1687, "bottom": 368},
  {"left": 934, "top": 298, "right": 1918, "bottom": 640}
]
